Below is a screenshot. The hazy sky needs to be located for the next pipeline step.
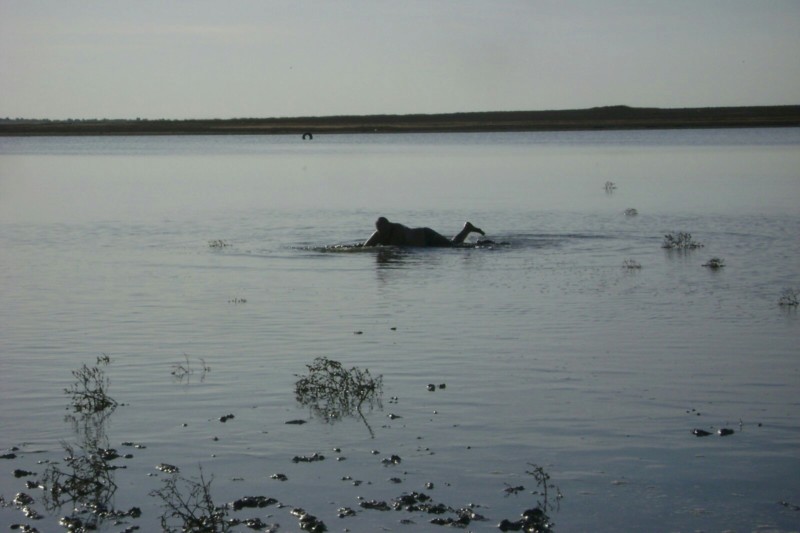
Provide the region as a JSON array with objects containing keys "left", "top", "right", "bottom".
[{"left": 2, "top": 1, "right": 799, "bottom": 120}]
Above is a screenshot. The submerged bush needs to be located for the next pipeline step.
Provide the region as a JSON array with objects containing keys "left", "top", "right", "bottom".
[
  {"left": 702, "top": 257, "right": 725, "bottom": 269},
  {"left": 662, "top": 232, "right": 703, "bottom": 250},
  {"left": 778, "top": 288, "right": 799, "bottom": 307},
  {"left": 622, "top": 259, "right": 642, "bottom": 269},
  {"left": 295, "top": 357, "right": 383, "bottom": 425},
  {"left": 151, "top": 468, "right": 230, "bottom": 533},
  {"left": 65, "top": 355, "right": 118, "bottom": 414}
]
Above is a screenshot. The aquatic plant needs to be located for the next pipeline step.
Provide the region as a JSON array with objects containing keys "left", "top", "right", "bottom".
[
  {"left": 499, "top": 464, "right": 562, "bottom": 532},
  {"left": 778, "top": 288, "right": 799, "bottom": 306},
  {"left": 171, "top": 354, "right": 211, "bottom": 383},
  {"left": 622, "top": 259, "right": 642, "bottom": 269},
  {"left": 604, "top": 181, "right": 617, "bottom": 193},
  {"left": 208, "top": 240, "right": 230, "bottom": 248},
  {"left": 295, "top": 357, "right": 383, "bottom": 436},
  {"left": 526, "top": 463, "right": 562, "bottom": 517},
  {"left": 150, "top": 468, "right": 230, "bottom": 533},
  {"left": 624, "top": 208, "right": 638, "bottom": 216},
  {"left": 662, "top": 232, "right": 703, "bottom": 250},
  {"left": 65, "top": 355, "right": 118, "bottom": 414},
  {"left": 702, "top": 257, "right": 725, "bottom": 269},
  {"left": 227, "top": 297, "right": 247, "bottom": 304}
]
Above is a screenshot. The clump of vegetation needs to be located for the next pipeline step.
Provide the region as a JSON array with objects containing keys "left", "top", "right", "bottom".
[
  {"left": 778, "top": 288, "right": 799, "bottom": 307},
  {"left": 702, "top": 257, "right": 725, "bottom": 269},
  {"left": 150, "top": 468, "right": 230, "bottom": 533},
  {"left": 227, "top": 297, "right": 247, "bottom": 304},
  {"left": 662, "top": 232, "right": 703, "bottom": 250},
  {"left": 604, "top": 181, "right": 617, "bottom": 193},
  {"left": 624, "top": 208, "right": 638, "bottom": 216},
  {"left": 208, "top": 240, "right": 230, "bottom": 248},
  {"left": 65, "top": 355, "right": 118, "bottom": 414},
  {"left": 295, "top": 357, "right": 383, "bottom": 433},
  {"left": 170, "top": 354, "right": 211, "bottom": 383},
  {"left": 622, "top": 259, "right": 642, "bottom": 269}
]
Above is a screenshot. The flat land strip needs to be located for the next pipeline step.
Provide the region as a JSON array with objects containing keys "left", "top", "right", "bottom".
[{"left": 2, "top": 105, "right": 799, "bottom": 136}]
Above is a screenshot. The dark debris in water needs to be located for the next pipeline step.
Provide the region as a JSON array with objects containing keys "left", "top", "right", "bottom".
[
  {"left": 504, "top": 485, "right": 525, "bottom": 495},
  {"left": 291, "top": 507, "right": 328, "bottom": 532},
  {"left": 356, "top": 491, "right": 488, "bottom": 528},
  {"left": 231, "top": 495, "right": 279, "bottom": 510},
  {"left": 779, "top": 500, "right": 800, "bottom": 511},
  {"left": 498, "top": 507, "right": 549, "bottom": 532},
  {"left": 155, "top": 463, "right": 179, "bottom": 474},
  {"left": 292, "top": 452, "right": 325, "bottom": 463}
]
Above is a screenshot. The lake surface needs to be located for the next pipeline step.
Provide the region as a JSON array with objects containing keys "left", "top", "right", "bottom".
[{"left": 1, "top": 129, "right": 799, "bottom": 532}]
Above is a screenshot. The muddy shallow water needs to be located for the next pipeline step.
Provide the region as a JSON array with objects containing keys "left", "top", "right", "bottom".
[{"left": 1, "top": 129, "right": 799, "bottom": 531}]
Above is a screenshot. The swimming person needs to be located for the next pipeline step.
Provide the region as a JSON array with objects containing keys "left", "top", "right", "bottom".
[{"left": 363, "top": 217, "right": 485, "bottom": 247}]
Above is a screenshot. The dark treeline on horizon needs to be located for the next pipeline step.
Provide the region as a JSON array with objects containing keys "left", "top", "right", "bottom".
[{"left": 2, "top": 105, "right": 799, "bottom": 136}]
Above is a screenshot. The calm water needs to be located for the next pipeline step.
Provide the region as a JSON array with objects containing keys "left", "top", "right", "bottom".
[{"left": 1, "top": 129, "right": 799, "bottom": 532}]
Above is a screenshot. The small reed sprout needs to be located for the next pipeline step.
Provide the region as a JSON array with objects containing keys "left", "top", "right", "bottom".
[{"left": 171, "top": 354, "right": 211, "bottom": 383}]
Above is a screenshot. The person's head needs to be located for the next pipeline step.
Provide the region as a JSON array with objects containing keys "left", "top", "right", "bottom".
[{"left": 375, "top": 217, "right": 391, "bottom": 232}]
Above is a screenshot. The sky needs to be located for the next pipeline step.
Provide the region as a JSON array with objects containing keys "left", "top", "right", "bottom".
[{"left": 1, "top": 1, "right": 799, "bottom": 120}]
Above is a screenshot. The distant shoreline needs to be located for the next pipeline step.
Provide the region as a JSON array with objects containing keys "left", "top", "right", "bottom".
[{"left": 2, "top": 105, "right": 799, "bottom": 136}]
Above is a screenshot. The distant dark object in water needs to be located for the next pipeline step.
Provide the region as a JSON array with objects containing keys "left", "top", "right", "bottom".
[
  {"left": 302, "top": 132, "right": 313, "bottom": 140},
  {"left": 292, "top": 452, "right": 325, "bottom": 463},
  {"left": 285, "top": 419, "right": 307, "bottom": 425},
  {"left": 718, "top": 428, "right": 735, "bottom": 436},
  {"left": 692, "top": 429, "right": 712, "bottom": 437}
]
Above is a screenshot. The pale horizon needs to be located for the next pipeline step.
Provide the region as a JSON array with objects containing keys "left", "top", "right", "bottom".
[{"left": 2, "top": 1, "right": 799, "bottom": 121}]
